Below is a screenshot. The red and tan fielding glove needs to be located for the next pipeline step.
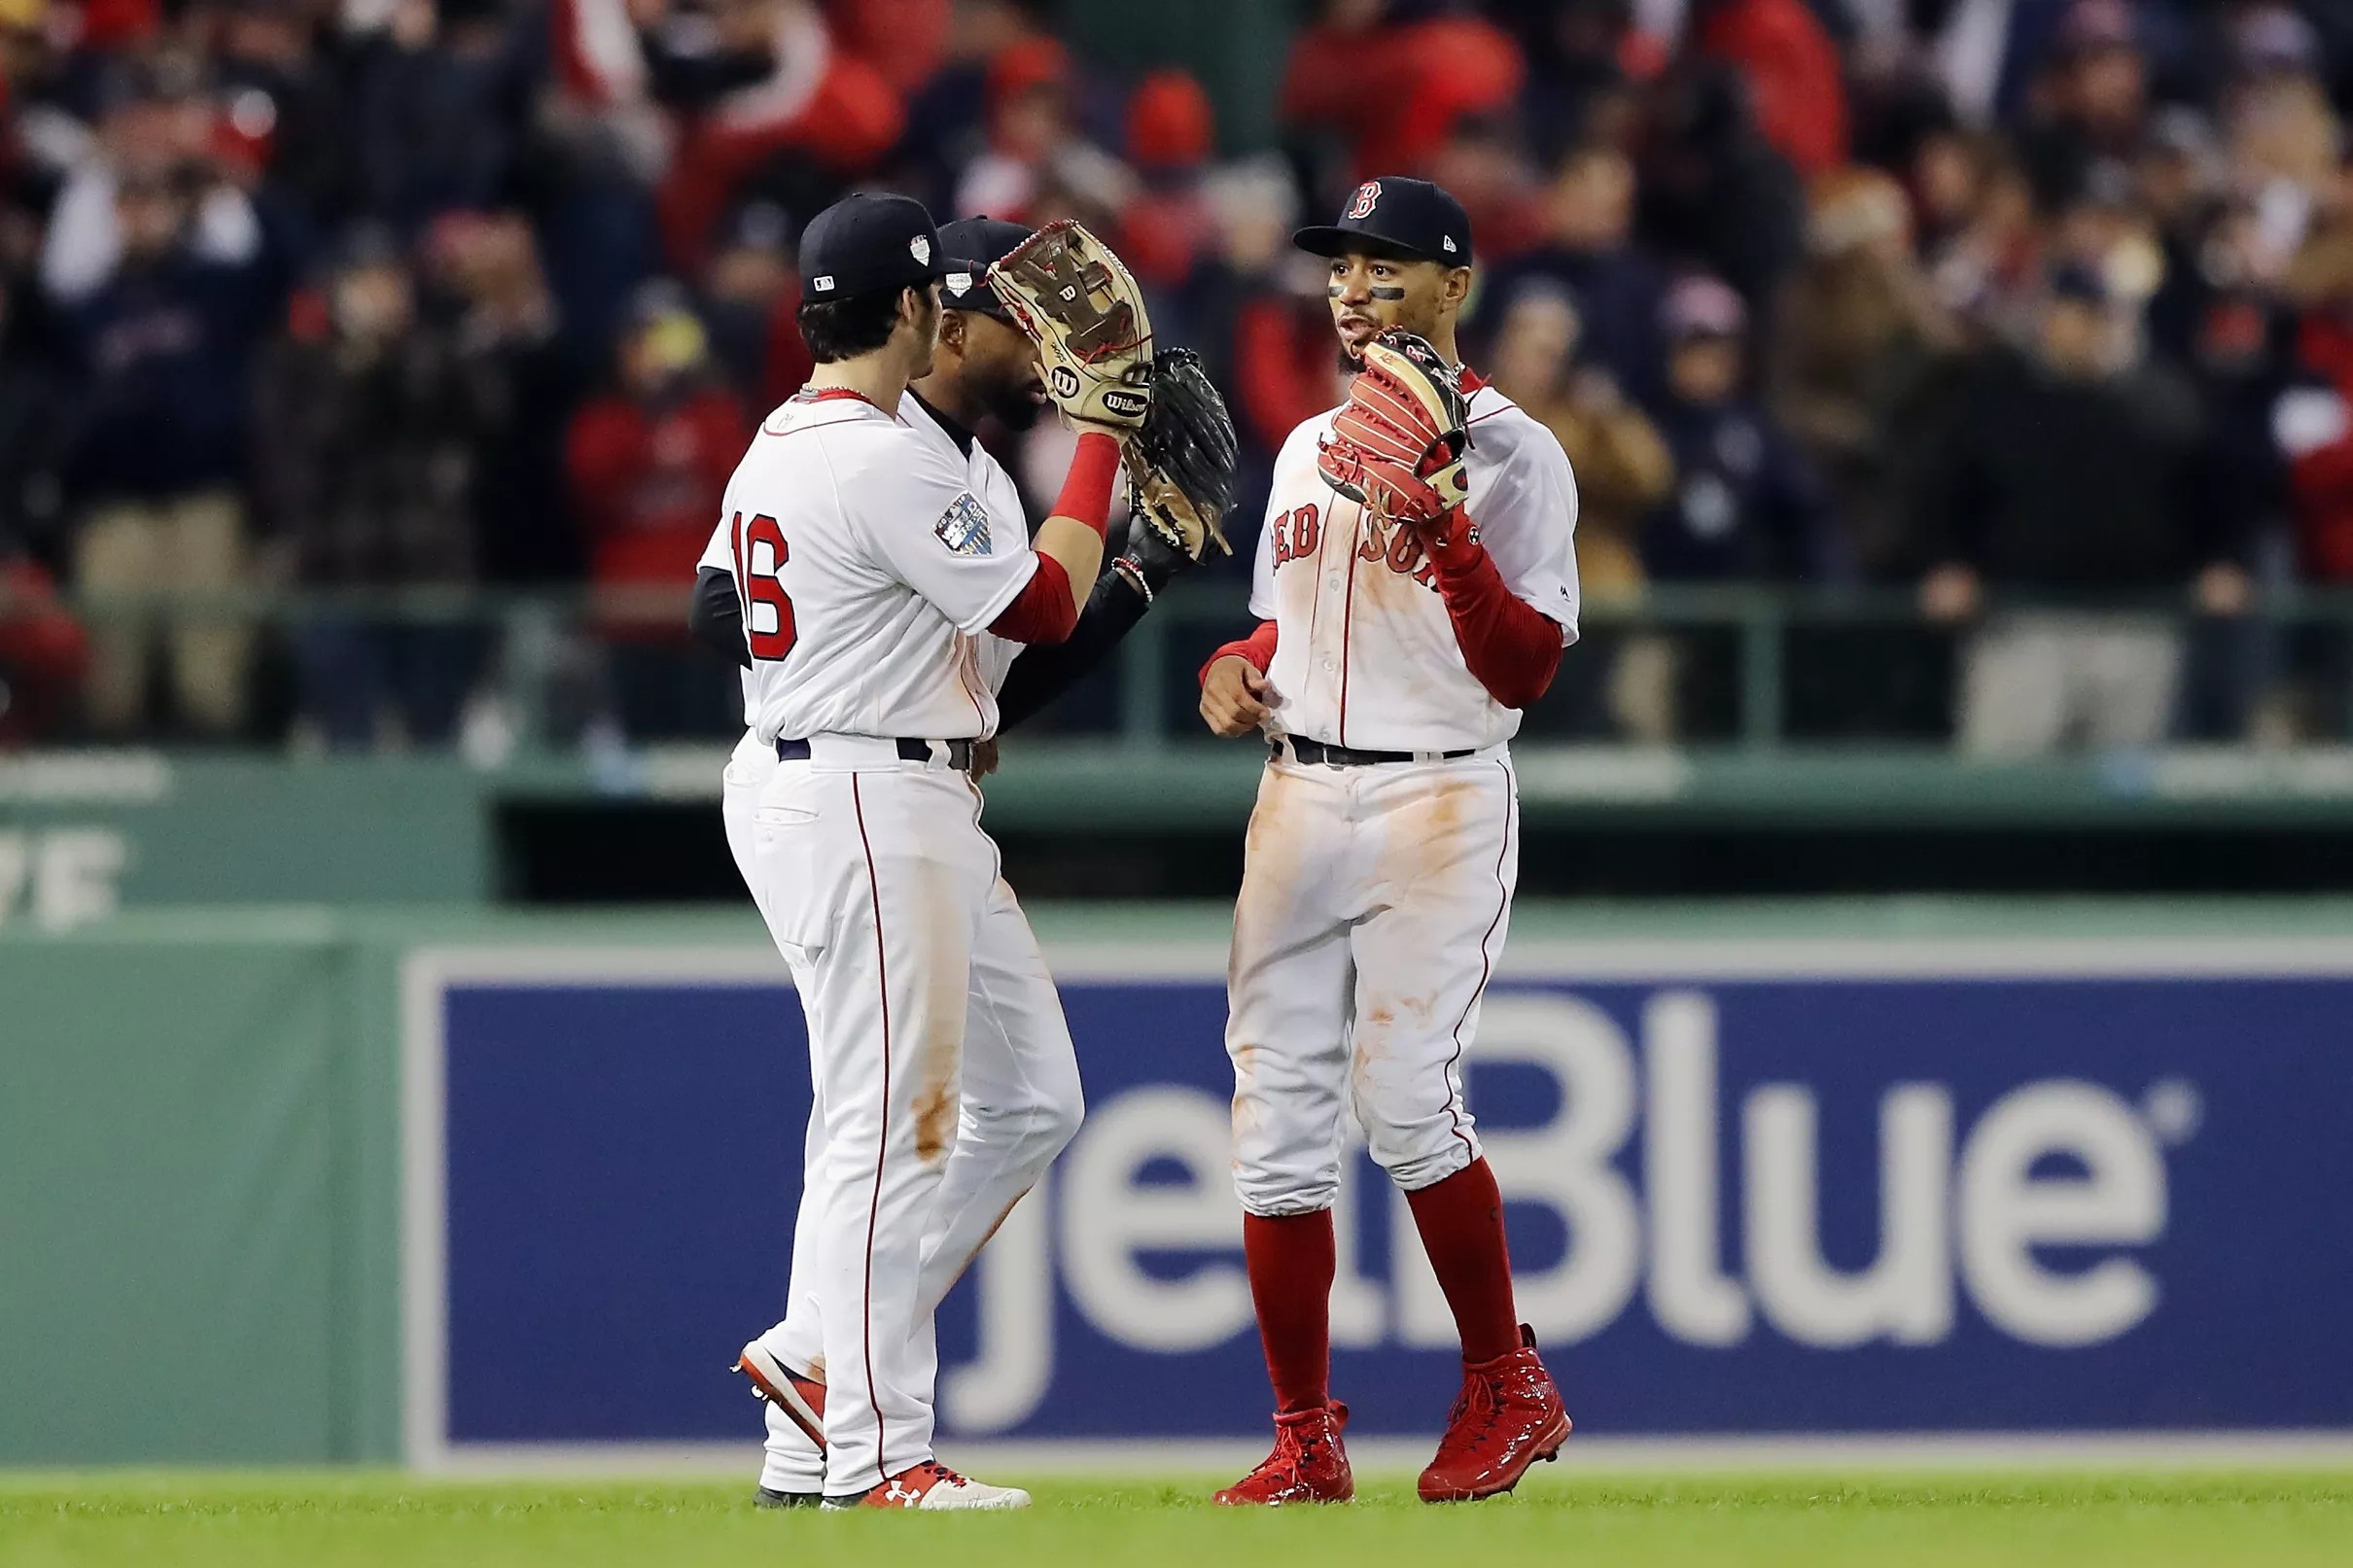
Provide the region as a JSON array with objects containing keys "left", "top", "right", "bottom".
[{"left": 1315, "top": 328, "right": 1471, "bottom": 528}]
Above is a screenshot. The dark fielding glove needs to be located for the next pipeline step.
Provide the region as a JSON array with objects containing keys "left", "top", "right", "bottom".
[
  {"left": 1110, "top": 507, "right": 1196, "bottom": 602},
  {"left": 1122, "top": 348, "right": 1237, "bottom": 563},
  {"left": 1315, "top": 328, "right": 1471, "bottom": 528}
]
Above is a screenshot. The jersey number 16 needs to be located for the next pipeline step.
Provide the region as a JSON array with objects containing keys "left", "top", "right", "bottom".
[{"left": 729, "top": 510, "right": 795, "bottom": 661}]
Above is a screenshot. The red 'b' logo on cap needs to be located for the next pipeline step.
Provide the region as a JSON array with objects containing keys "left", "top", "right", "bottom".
[{"left": 1346, "top": 181, "right": 1381, "bottom": 220}]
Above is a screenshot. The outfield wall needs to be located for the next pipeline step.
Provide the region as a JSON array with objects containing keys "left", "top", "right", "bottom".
[{"left": 6, "top": 902, "right": 2352, "bottom": 1467}]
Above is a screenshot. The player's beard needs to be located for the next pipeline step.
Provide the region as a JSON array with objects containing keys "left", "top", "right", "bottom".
[
  {"left": 979, "top": 365, "right": 1046, "bottom": 432},
  {"left": 1336, "top": 315, "right": 1440, "bottom": 376}
]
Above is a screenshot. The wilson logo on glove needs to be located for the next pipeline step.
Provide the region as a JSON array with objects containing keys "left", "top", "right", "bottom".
[{"left": 987, "top": 220, "right": 1156, "bottom": 433}]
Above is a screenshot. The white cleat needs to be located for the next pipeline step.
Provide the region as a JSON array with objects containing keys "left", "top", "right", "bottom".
[{"left": 823, "top": 1460, "right": 1032, "bottom": 1511}]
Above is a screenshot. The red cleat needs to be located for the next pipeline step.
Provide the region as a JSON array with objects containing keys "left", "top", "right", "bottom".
[
  {"left": 734, "top": 1342, "right": 825, "bottom": 1448},
  {"left": 1215, "top": 1401, "right": 1355, "bottom": 1506},
  {"left": 1418, "top": 1325, "right": 1571, "bottom": 1503}
]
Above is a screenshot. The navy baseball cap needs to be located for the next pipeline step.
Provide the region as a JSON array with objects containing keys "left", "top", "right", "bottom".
[
  {"left": 937, "top": 217, "right": 1033, "bottom": 321},
  {"left": 798, "top": 192, "right": 949, "bottom": 301},
  {"left": 1294, "top": 176, "right": 1474, "bottom": 268}
]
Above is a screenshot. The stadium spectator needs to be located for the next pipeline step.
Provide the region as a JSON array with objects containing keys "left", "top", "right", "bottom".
[
  {"left": 1489, "top": 279, "right": 1672, "bottom": 739},
  {"left": 346, "top": 0, "right": 519, "bottom": 236},
  {"left": 552, "top": 0, "right": 902, "bottom": 273},
  {"left": 422, "top": 211, "right": 583, "bottom": 585},
  {"left": 40, "top": 66, "right": 278, "bottom": 307},
  {"left": 1117, "top": 68, "right": 1224, "bottom": 296},
  {"left": 952, "top": 33, "right": 1129, "bottom": 227},
  {"left": 0, "top": 278, "right": 62, "bottom": 569},
  {"left": 1281, "top": 0, "right": 1525, "bottom": 185},
  {"left": 1771, "top": 166, "right": 1956, "bottom": 576},
  {"left": 1635, "top": 54, "right": 1808, "bottom": 307},
  {"left": 56, "top": 156, "right": 273, "bottom": 737},
  {"left": 1911, "top": 262, "right": 2248, "bottom": 755},
  {"left": 565, "top": 278, "right": 747, "bottom": 735},
  {"left": 1642, "top": 275, "right": 1829, "bottom": 585},
  {"left": 0, "top": 539, "right": 85, "bottom": 748},
  {"left": 1217, "top": 162, "right": 1346, "bottom": 468},
  {"left": 2014, "top": 0, "right": 2152, "bottom": 212},
  {"left": 1492, "top": 0, "right": 1650, "bottom": 164},
  {"left": 1689, "top": 0, "right": 1848, "bottom": 179},
  {"left": 255, "top": 226, "right": 488, "bottom": 748},
  {"left": 696, "top": 199, "right": 807, "bottom": 411},
  {"left": 1477, "top": 141, "right": 1668, "bottom": 402},
  {"left": 1489, "top": 280, "right": 1668, "bottom": 605},
  {"left": 1632, "top": 273, "right": 1829, "bottom": 740}
]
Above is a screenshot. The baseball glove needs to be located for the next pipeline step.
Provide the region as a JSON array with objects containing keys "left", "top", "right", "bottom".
[
  {"left": 987, "top": 219, "right": 1155, "bottom": 432},
  {"left": 1123, "top": 349, "right": 1237, "bottom": 561},
  {"left": 1314, "top": 328, "right": 1471, "bottom": 527}
]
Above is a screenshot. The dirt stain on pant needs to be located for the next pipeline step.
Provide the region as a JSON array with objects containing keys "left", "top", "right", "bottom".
[{"left": 911, "top": 867, "right": 968, "bottom": 1164}]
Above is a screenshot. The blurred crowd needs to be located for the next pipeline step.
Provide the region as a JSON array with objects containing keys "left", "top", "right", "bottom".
[{"left": 4, "top": 0, "right": 2353, "bottom": 752}]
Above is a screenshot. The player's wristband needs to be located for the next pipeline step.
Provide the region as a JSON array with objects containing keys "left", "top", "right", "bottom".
[
  {"left": 1051, "top": 431, "right": 1122, "bottom": 540},
  {"left": 1111, "top": 556, "right": 1155, "bottom": 604}
]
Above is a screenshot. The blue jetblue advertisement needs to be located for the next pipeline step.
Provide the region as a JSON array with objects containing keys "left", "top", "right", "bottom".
[{"left": 405, "top": 945, "right": 2353, "bottom": 1457}]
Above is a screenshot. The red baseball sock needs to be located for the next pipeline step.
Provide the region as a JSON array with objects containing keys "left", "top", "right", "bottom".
[
  {"left": 1405, "top": 1159, "right": 1521, "bottom": 1365},
  {"left": 1242, "top": 1210, "right": 1336, "bottom": 1413}
]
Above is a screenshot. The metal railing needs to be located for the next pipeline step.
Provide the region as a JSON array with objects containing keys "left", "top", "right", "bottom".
[{"left": 19, "top": 581, "right": 2353, "bottom": 751}]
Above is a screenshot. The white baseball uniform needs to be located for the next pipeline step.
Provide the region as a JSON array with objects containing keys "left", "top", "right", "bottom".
[
  {"left": 707, "top": 389, "right": 1080, "bottom": 1497},
  {"left": 1227, "top": 379, "right": 1578, "bottom": 1216}
]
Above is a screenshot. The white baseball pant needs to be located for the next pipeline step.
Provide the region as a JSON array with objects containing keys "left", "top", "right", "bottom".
[
  {"left": 722, "top": 732, "right": 1081, "bottom": 1494},
  {"left": 1225, "top": 745, "right": 1520, "bottom": 1216}
]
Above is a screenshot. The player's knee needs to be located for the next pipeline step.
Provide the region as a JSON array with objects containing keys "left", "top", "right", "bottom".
[
  {"left": 1366, "top": 1114, "right": 1479, "bottom": 1193},
  {"left": 988, "top": 1064, "right": 1082, "bottom": 1175},
  {"left": 1232, "top": 1153, "right": 1341, "bottom": 1219},
  {"left": 1032, "top": 1073, "right": 1084, "bottom": 1164}
]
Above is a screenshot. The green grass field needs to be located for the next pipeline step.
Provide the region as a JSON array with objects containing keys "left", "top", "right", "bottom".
[{"left": 4, "top": 1470, "right": 2350, "bottom": 1568}]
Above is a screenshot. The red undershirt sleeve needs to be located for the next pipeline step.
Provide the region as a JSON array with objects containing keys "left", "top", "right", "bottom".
[
  {"left": 989, "top": 432, "right": 1120, "bottom": 645},
  {"left": 1201, "top": 619, "right": 1279, "bottom": 685},
  {"left": 986, "top": 554, "right": 1079, "bottom": 645},
  {"left": 1424, "top": 512, "right": 1565, "bottom": 710}
]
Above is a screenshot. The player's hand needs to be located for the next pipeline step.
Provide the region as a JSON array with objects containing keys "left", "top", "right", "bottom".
[
  {"left": 1918, "top": 562, "right": 1981, "bottom": 624},
  {"left": 2194, "top": 561, "right": 2252, "bottom": 617},
  {"left": 1118, "top": 509, "right": 1195, "bottom": 596},
  {"left": 1201, "top": 656, "right": 1275, "bottom": 738}
]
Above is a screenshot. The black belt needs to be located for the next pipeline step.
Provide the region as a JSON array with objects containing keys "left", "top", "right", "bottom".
[
  {"left": 1277, "top": 737, "right": 1475, "bottom": 767},
  {"left": 776, "top": 736, "right": 974, "bottom": 770}
]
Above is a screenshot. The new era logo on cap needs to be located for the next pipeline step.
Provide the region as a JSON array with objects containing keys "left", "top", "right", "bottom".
[
  {"left": 813, "top": 275, "right": 835, "bottom": 293},
  {"left": 1442, "top": 236, "right": 1457, "bottom": 253}
]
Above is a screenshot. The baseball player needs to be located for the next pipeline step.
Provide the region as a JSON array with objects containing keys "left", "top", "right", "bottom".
[
  {"left": 1198, "top": 177, "right": 1581, "bottom": 1504},
  {"left": 690, "top": 192, "right": 1133, "bottom": 1511},
  {"left": 691, "top": 216, "right": 1211, "bottom": 1509}
]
